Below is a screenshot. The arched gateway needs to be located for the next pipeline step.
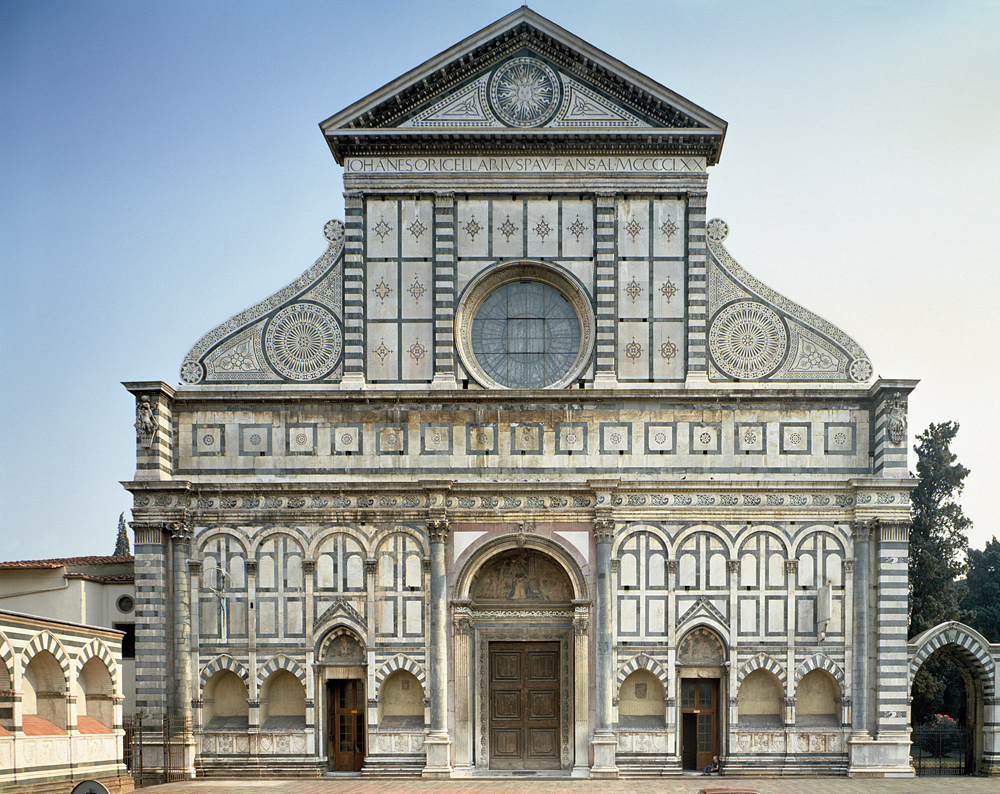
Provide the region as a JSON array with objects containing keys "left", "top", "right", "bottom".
[
  {"left": 909, "top": 622, "right": 999, "bottom": 775},
  {"left": 453, "top": 536, "right": 589, "bottom": 773}
]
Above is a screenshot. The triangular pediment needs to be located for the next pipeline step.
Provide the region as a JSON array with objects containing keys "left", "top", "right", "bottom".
[{"left": 321, "top": 8, "right": 726, "bottom": 163}]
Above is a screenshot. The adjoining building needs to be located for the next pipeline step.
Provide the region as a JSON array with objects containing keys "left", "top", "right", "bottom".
[
  {"left": 0, "top": 609, "right": 131, "bottom": 792},
  {"left": 122, "top": 8, "right": 998, "bottom": 779},
  {"left": 0, "top": 555, "right": 136, "bottom": 713}
]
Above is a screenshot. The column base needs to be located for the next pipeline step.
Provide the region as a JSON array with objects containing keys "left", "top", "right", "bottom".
[
  {"left": 592, "top": 372, "right": 618, "bottom": 390},
  {"left": 590, "top": 732, "right": 619, "bottom": 779},
  {"left": 430, "top": 373, "right": 459, "bottom": 390},
  {"left": 339, "top": 372, "right": 367, "bottom": 391},
  {"left": 422, "top": 733, "right": 453, "bottom": 778},
  {"left": 848, "top": 732, "right": 914, "bottom": 777}
]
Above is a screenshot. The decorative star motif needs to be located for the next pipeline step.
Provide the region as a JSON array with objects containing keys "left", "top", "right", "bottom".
[
  {"left": 374, "top": 279, "right": 392, "bottom": 301},
  {"left": 660, "top": 341, "right": 678, "bottom": 360},
  {"left": 374, "top": 338, "right": 391, "bottom": 363},
  {"left": 660, "top": 277, "right": 677, "bottom": 303},
  {"left": 408, "top": 340, "right": 426, "bottom": 362},
  {"left": 625, "top": 278, "right": 643, "bottom": 303},
  {"left": 660, "top": 216, "right": 678, "bottom": 240},
  {"left": 624, "top": 217, "right": 643, "bottom": 241},
  {"left": 372, "top": 218, "right": 392, "bottom": 242},
  {"left": 533, "top": 216, "right": 552, "bottom": 241},
  {"left": 567, "top": 215, "right": 588, "bottom": 241},
  {"left": 464, "top": 216, "right": 482, "bottom": 240},
  {"left": 407, "top": 218, "right": 427, "bottom": 240},
  {"left": 625, "top": 338, "right": 642, "bottom": 360},
  {"left": 498, "top": 214, "right": 519, "bottom": 242},
  {"left": 408, "top": 276, "right": 426, "bottom": 302}
]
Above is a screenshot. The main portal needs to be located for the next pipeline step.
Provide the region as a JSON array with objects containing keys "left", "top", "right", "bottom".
[{"left": 488, "top": 641, "right": 561, "bottom": 770}]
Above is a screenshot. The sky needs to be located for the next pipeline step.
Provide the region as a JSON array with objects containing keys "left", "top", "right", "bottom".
[{"left": 2, "top": 0, "right": 998, "bottom": 561}]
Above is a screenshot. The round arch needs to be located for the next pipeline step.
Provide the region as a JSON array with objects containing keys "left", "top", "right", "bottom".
[{"left": 454, "top": 533, "right": 588, "bottom": 602}]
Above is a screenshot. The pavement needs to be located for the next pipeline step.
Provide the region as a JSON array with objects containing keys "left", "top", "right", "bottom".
[{"left": 141, "top": 774, "right": 1000, "bottom": 794}]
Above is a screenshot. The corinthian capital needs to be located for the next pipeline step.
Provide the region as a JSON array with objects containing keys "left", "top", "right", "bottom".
[
  {"left": 593, "top": 518, "right": 615, "bottom": 543},
  {"left": 427, "top": 517, "right": 451, "bottom": 543}
]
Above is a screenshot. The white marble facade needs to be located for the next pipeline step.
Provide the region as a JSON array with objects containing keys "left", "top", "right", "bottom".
[{"left": 124, "top": 7, "right": 1000, "bottom": 781}]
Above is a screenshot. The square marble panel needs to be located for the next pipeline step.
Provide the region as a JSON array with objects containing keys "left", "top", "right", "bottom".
[
  {"left": 617, "top": 322, "right": 650, "bottom": 381},
  {"left": 332, "top": 424, "right": 363, "bottom": 455},
  {"left": 286, "top": 424, "right": 316, "bottom": 456},
  {"left": 825, "top": 422, "right": 856, "bottom": 455},
  {"left": 400, "top": 199, "right": 433, "bottom": 259},
  {"left": 526, "top": 199, "right": 559, "bottom": 259},
  {"left": 466, "top": 423, "right": 497, "bottom": 454},
  {"left": 645, "top": 422, "right": 676, "bottom": 454},
  {"left": 367, "top": 261, "right": 398, "bottom": 319},
  {"left": 618, "top": 197, "right": 649, "bottom": 256},
  {"left": 367, "top": 324, "right": 398, "bottom": 381},
  {"left": 193, "top": 424, "right": 225, "bottom": 456},
  {"left": 399, "top": 262, "right": 433, "bottom": 320},
  {"left": 652, "top": 322, "right": 684, "bottom": 380},
  {"left": 652, "top": 199, "right": 685, "bottom": 258},
  {"left": 690, "top": 422, "right": 722, "bottom": 454},
  {"left": 510, "top": 423, "right": 543, "bottom": 454},
  {"left": 376, "top": 423, "right": 408, "bottom": 455},
  {"left": 366, "top": 199, "right": 398, "bottom": 256},
  {"left": 652, "top": 260, "right": 684, "bottom": 319},
  {"left": 491, "top": 199, "right": 524, "bottom": 259},
  {"left": 239, "top": 424, "right": 271, "bottom": 456},
  {"left": 421, "top": 423, "right": 453, "bottom": 455},
  {"left": 619, "top": 260, "right": 650, "bottom": 319},
  {"left": 555, "top": 422, "right": 587, "bottom": 454},
  {"left": 780, "top": 423, "right": 812, "bottom": 454},
  {"left": 736, "top": 422, "right": 767, "bottom": 454},
  {"left": 400, "top": 322, "right": 434, "bottom": 382},
  {"left": 561, "top": 199, "right": 594, "bottom": 258},
  {"left": 456, "top": 199, "right": 489, "bottom": 258},
  {"left": 600, "top": 423, "right": 632, "bottom": 454}
]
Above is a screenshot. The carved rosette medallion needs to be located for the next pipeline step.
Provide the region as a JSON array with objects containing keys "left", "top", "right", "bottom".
[
  {"left": 488, "top": 57, "right": 562, "bottom": 128},
  {"left": 709, "top": 300, "right": 789, "bottom": 379},
  {"left": 263, "top": 302, "right": 342, "bottom": 381}
]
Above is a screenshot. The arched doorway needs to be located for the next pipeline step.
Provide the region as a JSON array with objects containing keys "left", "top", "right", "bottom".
[
  {"left": 316, "top": 629, "right": 367, "bottom": 771},
  {"left": 909, "top": 622, "right": 997, "bottom": 776},
  {"left": 453, "top": 536, "right": 589, "bottom": 773},
  {"left": 676, "top": 626, "right": 727, "bottom": 771}
]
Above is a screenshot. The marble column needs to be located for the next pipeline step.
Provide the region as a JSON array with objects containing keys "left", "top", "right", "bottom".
[
  {"left": 422, "top": 516, "right": 452, "bottom": 777},
  {"left": 169, "top": 521, "right": 196, "bottom": 778},
  {"left": 590, "top": 516, "right": 618, "bottom": 778},
  {"left": 848, "top": 518, "right": 874, "bottom": 775},
  {"left": 452, "top": 609, "right": 474, "bottom": 773}
]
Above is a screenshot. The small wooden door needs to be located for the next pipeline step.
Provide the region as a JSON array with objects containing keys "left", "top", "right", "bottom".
[
  {"left": 489, "top": 641, "right": 560, "bottom": 769},
  {"left": 680, "top": 678, "right": 718, "bottom": 770},
  {"left": 327, "top": 679, "right": 364, "bottom": 771}
]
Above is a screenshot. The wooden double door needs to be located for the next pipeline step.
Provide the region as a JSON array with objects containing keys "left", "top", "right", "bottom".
[
  {"left": 327, "top": 679, "right": 365, "bottom": 771},
  {"left": 680, "top": 678, "right": 719, "bottom": 771},
  {"left": 488, "top": 641, "right": 561, "bottom": 769}
]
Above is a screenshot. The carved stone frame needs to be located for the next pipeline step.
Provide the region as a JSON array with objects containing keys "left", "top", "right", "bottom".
[
  {"left": 473, "top": 614, "right": 575, "bottom": 772},
  {"left": 454, "top": 260, "right": 596, "bottom": 390}
]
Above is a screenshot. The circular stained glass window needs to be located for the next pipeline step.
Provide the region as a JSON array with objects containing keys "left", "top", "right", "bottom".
[
  {"left": 471, "top": 282, "right": 580, "bottom": 388},
  {"left": 456, "top": 262, "right": 595, "bottom": 390}
]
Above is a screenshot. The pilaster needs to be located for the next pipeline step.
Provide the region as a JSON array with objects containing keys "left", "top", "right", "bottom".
[
  {"left": 592, "top": 192, "right": 618, "bottom": 386},
  {"left": 685, "top": 191, "right": 708, "bottom": 379},
  {"left": 432, "top": 192, "right": 458, "bottom": 388},
  {"left": 590, "top": 511, "right": 619, "bottom": 778},
  {"left": 423, "top": 509, "right": 452, "bottom": 778},
  {"left": 342, "top": 192, "right": 366, "bottom": 387}
]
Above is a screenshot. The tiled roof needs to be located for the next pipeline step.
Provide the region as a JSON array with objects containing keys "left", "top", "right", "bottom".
[
  {"left": 0, "top": 555, "right": 133, "bottom": 568},
  {"left": 77, "top": 715, "right": 113, "bottom": 735},
  {"left": 22, "top": 715, "right": 66, "bottom": 736}
]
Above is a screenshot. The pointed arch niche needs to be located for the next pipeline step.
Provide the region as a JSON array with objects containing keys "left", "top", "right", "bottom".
[{"left": 452, "top": 534, "right": 590, "bottom": 775}]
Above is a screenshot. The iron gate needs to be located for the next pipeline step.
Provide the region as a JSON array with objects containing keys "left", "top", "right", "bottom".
[{"left": 911, "top": 723, "right": 972, "bottom": 775}]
